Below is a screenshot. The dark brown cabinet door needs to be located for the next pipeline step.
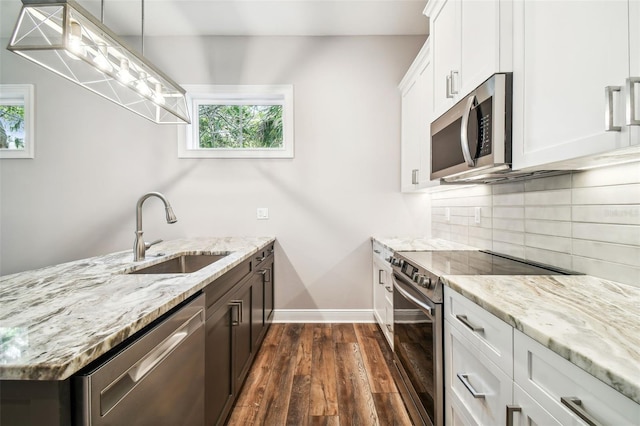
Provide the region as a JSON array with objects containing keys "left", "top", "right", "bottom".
[
  {"left": 233, "top": 282, "right": 253, "bottom": 393},
  {"left": 250, "top": 272, "right": 264, "bottom": 351},
  {"left": 205, "top": 303, "right": 233, "bottom": 426},
  {"left": 264, "top": 258, "right": 275, "bottom": 323}
]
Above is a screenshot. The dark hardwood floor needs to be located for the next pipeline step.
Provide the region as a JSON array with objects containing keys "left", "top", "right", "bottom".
[{"left": 227, "top": 323, "right": 413, "bottom": 426}]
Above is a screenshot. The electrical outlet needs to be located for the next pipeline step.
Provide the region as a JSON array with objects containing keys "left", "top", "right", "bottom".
[
  {"left": 257, "top": 208, "right": 269, "bottom": 220},
  {"left": 445, "top": 207, "right": 450, "bottom": 222},
  {"left": 474, "top": 207, "right": 481, "bottom": 224}
]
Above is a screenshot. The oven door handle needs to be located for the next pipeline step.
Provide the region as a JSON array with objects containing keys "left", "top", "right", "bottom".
[{"left": 393, "top": 279, "right": 433, "bottom": 316}]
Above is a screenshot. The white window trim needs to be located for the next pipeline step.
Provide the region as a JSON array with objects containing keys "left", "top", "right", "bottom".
[
  {"left": 0, "top": 84, "right": 35, "bottom": 159},
  {"left": 178, "top": 84, "right": 294, "bottom": 159}
]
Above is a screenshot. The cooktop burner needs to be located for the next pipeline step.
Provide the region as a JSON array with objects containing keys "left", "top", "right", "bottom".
[{"left": 390, "top": 250, "right": 579, "bottom": 304}]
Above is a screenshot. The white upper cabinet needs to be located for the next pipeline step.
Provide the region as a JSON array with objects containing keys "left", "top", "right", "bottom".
[
  {"left": 399, "top": 40, "right": 438, "bottom": 191},
  {"left": 426, "top": 0, "right": 511, "bottom": 120},
  {"left": 512, "top": 0, "right": 640, "bottom": 170}
]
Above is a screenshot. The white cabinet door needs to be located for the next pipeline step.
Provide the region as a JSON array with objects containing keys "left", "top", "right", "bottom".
[
  {"left": 431, "top": 0, "right": 460, "bottom": 116},
  {"left": 428, "top": 0, "right": 506, "bottom": 120},
  {"left": 630, "top": 0, "right": 640, "bottom": 144},
  {"left": 511, "top": 384, "right": 562, "bottom": 426},
  {"left": 512, "top": 0, "right": 633, "bottom": 170},
  {"left": 400, "top": 40, "right": 439, "bottom": 191},
  {"left": 400, "top": 75, "right": 422, "bottom": 192}
]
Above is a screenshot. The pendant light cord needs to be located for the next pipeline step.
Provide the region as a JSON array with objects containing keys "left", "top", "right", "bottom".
[{"left": 99, "top": 0, "right": 145, "bottom": 55}]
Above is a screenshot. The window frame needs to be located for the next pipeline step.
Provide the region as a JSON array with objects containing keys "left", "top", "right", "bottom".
[
  {"left": 0, "top": 84, "right": 35, "bottom": 159},
  {"left": 178, "top": 85, "right": 294, "bottom": 159}
]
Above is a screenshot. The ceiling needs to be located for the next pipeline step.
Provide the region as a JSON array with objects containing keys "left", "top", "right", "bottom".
[{"left": 1, "top": 0, "right": 429, "bottom": 38}]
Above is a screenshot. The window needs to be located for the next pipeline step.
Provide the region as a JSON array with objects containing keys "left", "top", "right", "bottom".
[
  {"left": 0, "top": 84, "right": 34, "bottom": 159},
  {"left": 178, "top": 85, "right": 294, "bottom": 158}
]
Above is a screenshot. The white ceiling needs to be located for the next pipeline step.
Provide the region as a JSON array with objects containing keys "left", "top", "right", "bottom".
[{"left": 1, "top": 0, "right": 429, "bottom": 37}]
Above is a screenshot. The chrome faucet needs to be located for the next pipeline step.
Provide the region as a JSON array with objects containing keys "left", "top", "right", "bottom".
[{"left": 133, "top": 192, "right": 177, "bottom": 261}]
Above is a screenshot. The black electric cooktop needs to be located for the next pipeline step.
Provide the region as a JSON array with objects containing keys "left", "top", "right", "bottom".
[{"left": 391, "top": 250, "right": 579, "bottom": 303}]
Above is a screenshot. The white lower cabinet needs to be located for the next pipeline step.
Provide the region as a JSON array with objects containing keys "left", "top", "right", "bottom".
[
  {"left": 511, "top": 383, "right": 561, "bottom": 426},
  {"left": 445, "top": 321, "right": 512, "bottom": 426},
  {"left": 514, "top": 331, "right": 640, "bottom": 426},
  {"left": 444, "top": 287, "right": 640, "bottom": 426},
  {"left": 372, "top": 241, "right": 393, "bottom": 348}
]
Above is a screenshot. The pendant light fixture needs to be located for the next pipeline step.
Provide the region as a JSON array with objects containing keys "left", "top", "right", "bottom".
[{"left": 7, "top": 0, "right": 190, "bottom": 124}]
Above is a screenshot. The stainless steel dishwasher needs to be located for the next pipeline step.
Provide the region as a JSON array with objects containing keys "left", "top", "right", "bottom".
[{"left": 74, "top": 294, "right": 205, "bottom": 426}]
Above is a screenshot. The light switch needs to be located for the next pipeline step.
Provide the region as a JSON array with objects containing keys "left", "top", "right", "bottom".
[{"left": 257, "top": 208, "right": 269, "bottom": 220}]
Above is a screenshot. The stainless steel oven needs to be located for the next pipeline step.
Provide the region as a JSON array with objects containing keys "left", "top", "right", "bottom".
[
  {"left": 389, "top": 250, "right": 579, "bottom": 426},
  {"left": 392, "top": 270, "right": 442, "bottom": 426}
]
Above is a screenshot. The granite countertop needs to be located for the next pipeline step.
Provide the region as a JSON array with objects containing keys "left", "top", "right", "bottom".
[
  {"left": 372, "top": 236, "right": 478, "bottom": 252},
  {"left": 442, "top": 274, "right": 640, "bottom": 404},
  {"left": 0, "top": 236, "right": 275, "bottom": 381}
]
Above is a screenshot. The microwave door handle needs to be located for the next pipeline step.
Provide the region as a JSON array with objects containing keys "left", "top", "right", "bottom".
[{"left": 460, "top": 94, "right": 477, "bottom": 167}]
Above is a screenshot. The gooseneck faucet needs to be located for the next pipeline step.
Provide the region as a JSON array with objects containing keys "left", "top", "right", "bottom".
[{"left": 133, "top": 192, "right": 178, "bottom": 261}]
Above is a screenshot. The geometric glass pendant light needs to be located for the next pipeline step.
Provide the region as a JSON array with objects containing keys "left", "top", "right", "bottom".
[{"left": 7, "top": 0, "right": 191, "bottom": 124}]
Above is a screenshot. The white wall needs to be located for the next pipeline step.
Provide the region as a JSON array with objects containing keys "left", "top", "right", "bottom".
[
  {"left": 431, "top": 162, "right": 640, "bottom": 287},
  {"left": 0, "top": 35, "right": 431, "bottom": 311}
]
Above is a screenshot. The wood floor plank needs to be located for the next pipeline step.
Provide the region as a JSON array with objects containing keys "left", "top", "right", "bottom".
[
  {"left": 332, "top": 323, "right": 358, "bottom": 343},
  {"left": 335, "top": 342, "right": 380, "bottom": 426},
  {"left": 310, "top": 325, "right": 339, "bottom": 416},
  {"left": 254, "top": 323, "right": 303, "bottom": 425},
  {"left": 233, "top": 324, "right": 285, "bottom": 408},
  {"left": 354, "top": 323, "right": 397, "bottom": 394},
  {"left": 372, "top": 392, "right": 413, "bottom": 426},
  {"left": 295, "top": 323, "right": 314, "bottom": 376},
  {"left": 309, "top": 416, "right": 340, "bottom": 426},
  {"left": 286, "top": 374, "right": 311, "bottom": 426}
]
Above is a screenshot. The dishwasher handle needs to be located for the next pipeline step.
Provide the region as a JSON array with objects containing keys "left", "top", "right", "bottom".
[{"left": 100, "top": 303, "right": 204, "bottom": 416}]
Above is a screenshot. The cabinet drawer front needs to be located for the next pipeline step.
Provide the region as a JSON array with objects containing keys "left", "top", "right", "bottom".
[
  {"left": 445, "top": 287, "right": 513, "bottom": 375},
  {"left": 445, "top": 321, "right": 512, "bottom": 426},
  {"left": 514, "top": 331, "right": 640, "bottom": 426},
  {"left": 512, "top": 384, "right": 562, "bottom": 426}
]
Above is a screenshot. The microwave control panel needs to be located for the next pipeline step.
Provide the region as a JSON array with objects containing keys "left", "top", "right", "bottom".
[{"left": 477, "top": 97, "right": 493, "bottom": 157}]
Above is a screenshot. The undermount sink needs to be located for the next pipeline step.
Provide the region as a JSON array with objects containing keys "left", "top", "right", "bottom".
[{"left": 128, "top": 253, "right": 230, "bottom": 274}]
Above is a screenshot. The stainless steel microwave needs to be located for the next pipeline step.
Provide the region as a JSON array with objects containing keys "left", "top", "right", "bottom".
[{"left": 431, "top": 73, "right": 513, "bottom": 183}]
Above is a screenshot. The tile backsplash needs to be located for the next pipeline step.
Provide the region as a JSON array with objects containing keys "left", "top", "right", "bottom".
[{"left": 431, "top": 162, "right": 640, "bottom": 287}]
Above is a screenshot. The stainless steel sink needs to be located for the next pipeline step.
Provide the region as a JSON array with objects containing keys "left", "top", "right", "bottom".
[{"left": 128, "top": 253, "right": 229, "bottom": 274}]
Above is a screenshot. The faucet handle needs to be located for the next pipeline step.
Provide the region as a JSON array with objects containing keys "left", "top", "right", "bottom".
[{"left": 145, "top": 239, "right": 163, "bottom": 250}]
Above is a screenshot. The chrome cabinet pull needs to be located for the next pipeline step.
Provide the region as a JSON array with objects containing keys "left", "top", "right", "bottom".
[
  {"left": 256, "top": 255, "right": 266, "bottom": 262},
  {"left": 506, "top": 405, "right": 521, "bottom": 426},
  {"left": 411, "top": 169, "right": 419, "bottom": 185},
  {"left": 378, "top": 270, "right": 384, "bottom": 284},
  {"left": 626, "top": 77, "right": 640, "bottom": 125},
  {"left": 385, "top": 324, "right": 392, "bottom": 333},
  {"left": 605, "top": 86, "right": 622, "bottom": 131},
  {"left": 385, "top": 285, "right": 393, "bottom": 293},
  {"left": 374, "top": 249, "right": 381, "bottom": 254},
  {"left": 230, "top": 300, "right": 243, "bottom": 325},
  {"left": 460, "top": 94, "right": 477, "bottom": 167},
  {"left": 446, "top": 74, "right": 453, "bottom": 98},
  {"left": 259, "top": 269, "right": 271, "bottom": 282},
  {"left": 561, "top": 397, "right": 603, "bottom": 426},
  {"left": 455, "top": 314, "right": 484, "bottom": 333},
  {"left": 457, "top": 373, "right": 485, "bottom": 399},
  {"left": 450, "top": 70, "right": 459, "bottom": 95}
]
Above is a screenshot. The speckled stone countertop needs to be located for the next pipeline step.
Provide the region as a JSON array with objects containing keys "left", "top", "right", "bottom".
[
  {"left": 371, "top": 236, "right": 477, "bottom": 252},
  {"left": 442, "top": 274, "right": 640, "bottom": 404},
  {"left": 0, "top": 236, "right": 275, "bottom": 381}
]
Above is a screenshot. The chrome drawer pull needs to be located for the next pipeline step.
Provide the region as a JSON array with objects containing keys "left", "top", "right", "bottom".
[
  {"left": 605, "top": 85, "right": 622, "bottom": 131},
  {"left": 561, "top": 397, "right": 603, "bottom": 426},
  {"left": 385, "top": 286, "right": 393, "bottom": 293},
  {"left": 456, "top": 314, "right": 484, "bottom": 333},
  {"left": 627, "top": 77, "right": 640, "bottom": 125},
  {"left": 506, "top": 405, "right": 521, "bottom": 426},
  {"left": 378, "top": 269, "right": 385, "bottom": 285},
  {"left": 457, "top": 373, "right": 485, "bottom": 399}
]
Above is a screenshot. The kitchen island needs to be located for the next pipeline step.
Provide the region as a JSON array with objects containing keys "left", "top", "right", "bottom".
[{"left": 0, "top": 236, "right": 275, "bottom": 381}]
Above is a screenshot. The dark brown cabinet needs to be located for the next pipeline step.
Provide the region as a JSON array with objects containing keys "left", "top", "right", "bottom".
[{"left": 204, "top": 244, "right": 275, "bottom": 426}]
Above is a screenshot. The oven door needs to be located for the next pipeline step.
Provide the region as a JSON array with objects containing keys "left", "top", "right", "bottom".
[{"left": 392, "top": 272, "right": 443, "bottom": 426}]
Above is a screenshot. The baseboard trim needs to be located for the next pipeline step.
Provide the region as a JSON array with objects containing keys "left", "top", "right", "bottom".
[{"left": 273, "top": 309, "right": 376, "bottom": 323}]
